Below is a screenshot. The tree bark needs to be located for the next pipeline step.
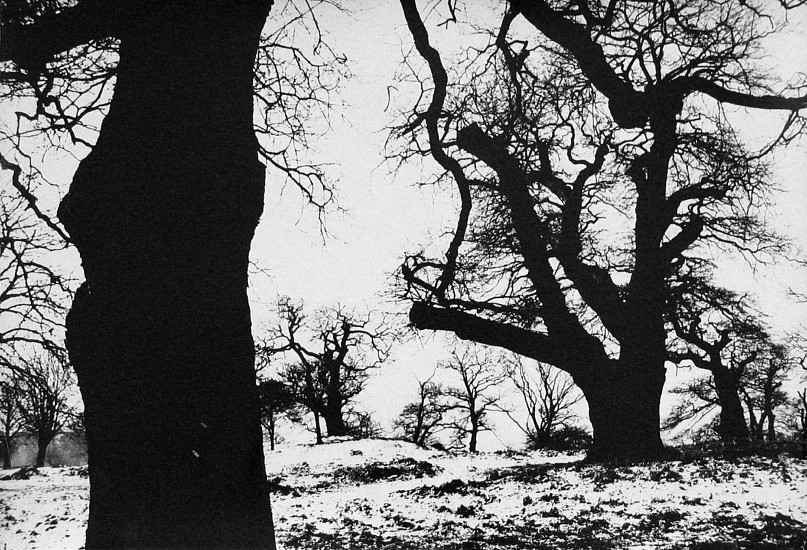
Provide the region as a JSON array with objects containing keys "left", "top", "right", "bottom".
[
  {"left": 59, "top": 3, "right": 275, "bottom": 548},
  {"left": 468, "top": 419, "right": 478, "bottom": 453},
  {"left": 35, "top": 433, "right": 52, "bottom": 468},
  {"left": 578, "top": 361, "right": 667, "bottom": 462},
  {"left": 322, "top": 403, "right": 349, "bottom": 437},
  {"left": 712, "top": 369, "right": 749, "bottom": 445}
]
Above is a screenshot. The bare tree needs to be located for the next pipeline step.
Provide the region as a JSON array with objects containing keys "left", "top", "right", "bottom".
[
  {"left": 0, "top": 374, "right": 25, "bottom": 468},
  {"left": 666, "top": 269, "right": 767, "bottom": 444},
  {"left": 13, "top": 347, "right": 76, "bottom": 467},
  {"left": 256, "top": 378, "right": 298, "bottom": 451},
  {"left": 262, "top": 297, "right": 393, "bottom": 441},
  {"left": 742, "top": 342, "right": 798, "bottom": 444},
  {"left": 505, "top": 357, "right": 582, "bottom": 450},
  {"left": 394, "top": 374, "right": 451, "bottom": 447},
  {"left": 393, "top": 0, "right": 806, "bottom": 461},
  {"left": 439, "top": 346, "right": 506, "bottom": 453}
]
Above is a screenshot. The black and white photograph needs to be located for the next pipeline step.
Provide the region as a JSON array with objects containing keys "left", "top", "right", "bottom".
[{"left": 0, "top": 1, "right": 806, "bottom": 548}]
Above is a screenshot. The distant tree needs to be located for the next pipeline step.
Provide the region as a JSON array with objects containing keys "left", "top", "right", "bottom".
[
  {"left": 394, "top": 0, "right": 807, "bottom": 462},
  {"left": 263, "top": 298, "right": 393, "bottom": 442},
  {"left": 504, "top": 357, "right": 582, "bottom": 450},
  {"left": 256, "top": 379, "right": 298, "bottom": 451},
  {"left": 785, "top": 389, "right": 806, "bottom": 457},
  {"left": 667, "top": 337, "right": 802, "bottom": 447},
  {"left": 394, "top": 375, "right": 451, "bottom": 446},
  {"left": 0, "top": 374, "right": 25, "bottom": 468},
  {"left": 742, "top": 342, "right": 797, "bottom": 444},
  {"left": 440, "top": 346, "right": 506, "bottom": 453},
  {"left": 346, "top": 409, "right": 384, "bottom": 439},
  {"left": 14, "top": 348, "right": 76, "bottom": 467},
  {"left": 666, "top": 270, "right": 766, "bottom": 444}
]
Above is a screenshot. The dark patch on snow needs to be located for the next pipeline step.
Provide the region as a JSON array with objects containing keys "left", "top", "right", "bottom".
[
  {"left": 334, "top": 457, "right": 438, "bottom": 483},
  {"left": 0, "top": 466, "right": 42, "bottom": 480}
]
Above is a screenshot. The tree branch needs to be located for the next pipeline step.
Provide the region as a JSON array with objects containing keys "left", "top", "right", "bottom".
[
  {"left": 409, "top": 302, "right": 587, "bottom": 375},
  {"left": 1, "top": 0, "right": 118, "bottom": 69}
]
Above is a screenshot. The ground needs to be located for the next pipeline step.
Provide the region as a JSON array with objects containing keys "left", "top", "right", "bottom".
[{"left": 0, "top": 438, "right": 805, "bottom": 549}]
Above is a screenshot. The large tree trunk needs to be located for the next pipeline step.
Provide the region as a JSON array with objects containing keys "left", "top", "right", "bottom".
[
  {"left": 578, "top": 361, "right": 667, "bottom": 462},
  {"left": 321, "top": 403, "right": 349, "bottom": 437},
  {"left": 59, "top": 3, "right": 276, "bottom": 548},
  {"left": 712, "top": 369, "right": 749, "bottom": 445}
]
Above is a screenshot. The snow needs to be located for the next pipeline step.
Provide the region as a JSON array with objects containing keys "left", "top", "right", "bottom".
[{"left": 1, "top": 439, "right": 806, "bottom": 549}]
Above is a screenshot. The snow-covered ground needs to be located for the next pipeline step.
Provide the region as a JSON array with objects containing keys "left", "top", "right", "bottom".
[{"left": 1, "top": 439, "right": 805, "bottom": 549}]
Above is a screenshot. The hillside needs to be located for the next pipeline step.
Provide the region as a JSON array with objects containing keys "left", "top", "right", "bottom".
[{"left": 1, "top": 438, "right": 805, "bottom": 549}]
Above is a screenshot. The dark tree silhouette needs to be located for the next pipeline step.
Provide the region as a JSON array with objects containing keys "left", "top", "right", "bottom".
[
  {"left": 666, "top": 269, "right": 768, "bottom": 444},
  {"left": 263, "top": 297, "right": 392, "bottom": 441},
  {"left": 0, "top": 374, "right": 24, "bottom": 468},
  {"left": 394, "top": 374, "right": 451, "bottom": 447},
  {"left": 440, "top": 346, "right": 506, "bottom": 453},
  {"left": 13, "top": 348, "right": 75, "bottom": 467},
  {"left": 504, "top": 357, "right": 582, "bottom": 450},
  {"left": 742, "top": 342, "right": 798, "bottom": 444},
  {"left": 0, "top": 1, "right": 347, "bottom": 547},
  {"left": 394, "top": 0, "right": 806, "bottom": 460},
  {"left": 257, "top": 378, "right": 297, "bottom": 451}
]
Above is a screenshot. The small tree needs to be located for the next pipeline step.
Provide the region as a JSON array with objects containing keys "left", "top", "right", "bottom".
[
  {"left": 263, "top": 297, "right": 393, "bottom": 442},
  {"left": 14, "top": 348, "right": 76, "bottom": 467},
  {"left": 440, "top": 346, "right": 506, "bottom": 453},
  {"left": 256, "top": 379, "right": 297, "bottom": 451},
  {"left": 504, "top": 357, "right": 583, "bottom": 450},
  {"left": 394, "top": 375, "right": 451, "bottom": 446}
]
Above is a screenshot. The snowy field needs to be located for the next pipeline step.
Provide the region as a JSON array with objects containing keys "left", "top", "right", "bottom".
[{"left": 1, "top": 438, "right": 806, "bottom": 549}]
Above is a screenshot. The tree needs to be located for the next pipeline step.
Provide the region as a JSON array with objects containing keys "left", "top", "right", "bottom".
[
  {"left": 263, "top": 297, "right": 393, "bottom": 441},
  {"left": 257, "top": 378, "right": 298, "bottom": 451},
  {"left": 742, "top": 342, "right": 797, "bottom": 444},
  {"left": 666, "top": 336, "right": 802, "bottom": 448},
  {"left": 393, "top": 0, "right": 806, "bottom": 460},
  {"left": 0, "top": 374, "right": 24, "bottom": 468},
  {"left": 666, "top": 269, "right": 767, "bottom": 444},
  {"left": 394, "top": 374, "right": 451, "bottom": 446},
  {"left": 504, "top": 357, "right": 583, "bottom": 450},
  {"left": 439, "top": 346, "right": 506, "bottom": 453},
  {"left": 0, "top": 1, "right": 347, "bottom": 547},
  {"left": 13, "top": 347, "right": 76, "bottom": 467}
]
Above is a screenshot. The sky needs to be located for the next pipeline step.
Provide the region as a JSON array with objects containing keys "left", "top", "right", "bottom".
[{"left": 10, "top": 0, "right": 807, "bottom": 451}]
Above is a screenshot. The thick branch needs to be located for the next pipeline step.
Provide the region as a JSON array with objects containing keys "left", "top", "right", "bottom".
[
  {"left": 410, "top": 302, "right": 584, "bottom": 376},
  {"left": 685, "top": 77, "right": 807, "bottom": 111},
  {"left": 0, "top": 0, "right": 117, "bottom": 69},
  {"left": 399, "top": 0, "right": 472, "bottom": 297},
  {"left": 510, "top": 0, "right": 647, "bottom": 128}
]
